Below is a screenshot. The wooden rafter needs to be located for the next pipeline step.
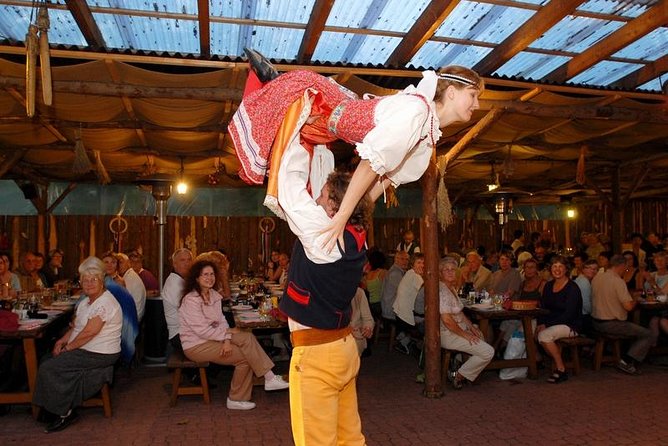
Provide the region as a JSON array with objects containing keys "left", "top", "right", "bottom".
[
  {"left": 621, "top": 165, "right": 650, "bottom": 208},
  {"left": 0, "top": 150, "right": 26, "bottom": 178},
  {"left": 442, "top": 108, "right": 504, "bottom": 170},
  {"left": 64, "top": 0, "right": 105, "bottom": 49},
  {"left": 5, "top": 87, "right": 68, "bottom": 142},
  {"left": 46, "top": 182, "right": 77, "bottom": 214},
  {"left": 612, "top": 54, "right": 668, "bottom": 90},
  {"left": 385, "top": 0, "right": 460, "bottom": 67},
  {"left": 473, "top": 0, "right": 583, "bottom": 74},
  {"left": 545, "top": 2, "right": 668, "bottom": 83},
  {"left": 197, "top": 0, "right": 210, "bottom": 58},
  {"left": 297, "top": 0, "right": 335, "bottom": 63}
]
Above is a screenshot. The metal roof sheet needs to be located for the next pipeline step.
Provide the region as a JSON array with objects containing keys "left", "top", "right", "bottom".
[
  {"left": 569, "top": 60, "right": 645, "bottom": 85},
  {"left": 612, "top": 27, "right": 668, "bottom": 61},
  {"left": 531, "top": 15, "right": 624, "bottom": 53},
  {"left": 577, "top": 0, "right": 652, "bottom": 18},
  {"left": 494, "top": 52, "right": 571, "bottom": 80}
]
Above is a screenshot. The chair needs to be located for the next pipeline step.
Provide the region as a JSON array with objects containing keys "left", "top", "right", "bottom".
[
  {"left": 167, "top": 349, "right": 210, "bottom": 406},
  {"left": 82, "top": 382, "right": 112, "bottom": 417},
  {"left": 592, "top": 332, "right": 635, "bottom": 371},
  {"left": 441, "top": 347, "right": 469, "bottom": 383},
  {"left": 556, "top": 336, "right": 595, "bottom": 375}
]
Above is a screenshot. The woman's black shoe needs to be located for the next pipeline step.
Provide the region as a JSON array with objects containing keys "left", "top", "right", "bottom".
[
  {"left": 244, "top": 48, "right": 279, "bottom": 83},
  {"left": 44, "top": 411, "right": 78, "bottom": 433}
]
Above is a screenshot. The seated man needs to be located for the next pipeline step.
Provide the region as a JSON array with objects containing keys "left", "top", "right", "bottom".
[
  {"left": 392, "top": 253, "right": 425, "bottom": 353},
  {"left": 592, "top": 254, "right": 652, "bottom": 375},
  {"left": 15, "top": 251, "right": 41, "bottom": 292},
  {"left": 162, "top": 248, "right": 193, "bottom": 351},
  {"left": 117, "top": 253, "right": 147, "bottom": 321},
  {"left": 127, "top": 250, "right": 159, "bottom": 295},
  {"left": 457, "top": 250, "right": 492, "bottom": 293},
  {"left": 380, "top": 250, "right": 409, "bottom": 321},
  {"left": 439, "top": 257, "right": 493, "bottom": 389}
]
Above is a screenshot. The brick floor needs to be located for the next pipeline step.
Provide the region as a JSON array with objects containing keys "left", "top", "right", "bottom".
[{"left": 1, "top": 346, "right": 667, "bottom": 445}]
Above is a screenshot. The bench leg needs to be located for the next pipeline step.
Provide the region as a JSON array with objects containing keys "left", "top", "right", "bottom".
[
  {"left": 170, "top": 368, "right": 182, "bottom": 407},
  {"left": 199, "top": 367, "right": 210, "bottom": 404},
  {"left": 593, "top": 339, "right": 605, "bottom": 371},
  {"left": 101, "top": 383, "right": 112, "bottom": 418},
  {"left": 612, "top": 339, "right": 621, "bottom": 364},
  {"left": 570, "top": 345, "right": 581, "bottom": 376},
  {"left": 441, "top": 350, "right": 452, "bottom": 384}
]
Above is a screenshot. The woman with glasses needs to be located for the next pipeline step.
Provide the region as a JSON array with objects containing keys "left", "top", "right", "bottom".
[{"left": 33, "top": 256, "right": 122, "bottom": 433}]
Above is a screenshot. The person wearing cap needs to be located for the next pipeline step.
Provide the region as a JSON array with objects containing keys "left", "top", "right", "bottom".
[{"left": 127, "top": 250, "right": 159, "bottom": 294}]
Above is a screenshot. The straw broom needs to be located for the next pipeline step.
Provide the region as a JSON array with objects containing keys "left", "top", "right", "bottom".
[{"left": 72, "top": 128, "right": 93, "bottom": 174}]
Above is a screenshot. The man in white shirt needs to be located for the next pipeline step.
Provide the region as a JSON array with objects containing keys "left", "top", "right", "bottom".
[
  {"left": 162, "top": 248, "right": 193, "bottom": 350},
  {"left": 117, "top": 252, "right": 147, "bottom": 321}
]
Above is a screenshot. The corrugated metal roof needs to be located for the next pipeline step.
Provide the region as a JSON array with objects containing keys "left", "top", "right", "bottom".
[{"left": 0, "top": 0, "right": 665, "bottom": 92}]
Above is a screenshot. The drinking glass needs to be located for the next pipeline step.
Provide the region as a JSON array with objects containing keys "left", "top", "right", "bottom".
[{"left": 493, "top": 294, "right": 503, "bottom": 310}]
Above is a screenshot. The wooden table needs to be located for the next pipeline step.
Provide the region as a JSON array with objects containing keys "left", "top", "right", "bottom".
[
  {"left": 632, "top": 300, "right": 668, "bottom": 324},
  {"left": 232, "top": 308, "right": 288, "bottom": 331},
  {"left": 465, "top": 306, "right": 548, "bottom": 379},
  {"left": 0, "top": 308, "right": 72, "bottom": 417}
]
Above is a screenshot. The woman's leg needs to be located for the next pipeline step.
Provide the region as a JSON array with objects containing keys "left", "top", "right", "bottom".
[
  {"left": 537, "top": 325, "right": 574, "bottom": 372},
  {"left": 230, "top": 331, "right": 275, "bottom": 377},
  {"left": 185, "top": 340, "right": 254, "bottom": 401},
  {"left": 441, "top": 330, "right": 494, "bottom": 382}
]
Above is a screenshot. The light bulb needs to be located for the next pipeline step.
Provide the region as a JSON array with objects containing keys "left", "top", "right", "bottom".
[
  {"left": 176, "top": 181, "right": 188, "bottom": 194},
  {"left": 567, "top": 208, "right": 576, "bottom": 219}
]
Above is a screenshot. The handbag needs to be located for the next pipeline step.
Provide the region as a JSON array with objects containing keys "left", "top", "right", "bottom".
[
  {"left": 499, "top": 330, "right": 528, "bottom": 380},
  {"left": 0, "top": 309, "right": 19, "bottom": 331}
]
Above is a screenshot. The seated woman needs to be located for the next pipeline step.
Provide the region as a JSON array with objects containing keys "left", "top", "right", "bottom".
[
  {"left": 33, "top": 256, "right": 122, "bottom": 433},
  {"left": 438, "top": 257, "right": 494, "bottom": 390},
  {"left": 643, "top": 251, "right": 668, "bottom": 345},
  {"left": 621, "top": 251, "right": 642, "bottom": 292},
  {"left": 350, "top": 287, "right": 374, "bottom": 356},
  {"left": 536, "top": 256, "right": 583, "bottom": 384},
  {"left": 0, "top": 251, "right": 21, "bottom": 296},
  {"left": 178, "top": 259, "right": 288, "bottom": 410},
  {"left": 361, "top": 249, "right": 387, "bottom": 319}
]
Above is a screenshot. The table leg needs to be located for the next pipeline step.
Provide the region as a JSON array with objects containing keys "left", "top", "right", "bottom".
[
  {"left": 522, "top": 316, "right": 538, "bottom": 379},
  {"left": 632, "top": 309, "right": 640, "bottom": 325},
  {"left": 478, "top": 318, "right": 491, "bottom": 344},
  {"left": 22, "top": 338, "right": 39, "bottom": 418}
]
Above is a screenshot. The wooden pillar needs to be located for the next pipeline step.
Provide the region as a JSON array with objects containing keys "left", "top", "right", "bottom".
[
  {"left": 11, "top": 217, "right": 20, "bottom": 270},
  {"left": 611, "top": 164, "right": 623, "bottom": 252},
  {"left": 420, "top": 161, "right": 443, "bottom": 398},
  {"left": 37, "top": 214, "right": 45, "bottom": 255}
]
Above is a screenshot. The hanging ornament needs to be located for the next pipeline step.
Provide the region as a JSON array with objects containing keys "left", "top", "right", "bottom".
[
  {"left": 37, "top": 6, "right": 52, "bottom": 106},
  {"left": 25, "top": 24, "right": 38, "bottom": 117},
  {"left": 576, "top": 145, "right": 587, "bottom": 185}
]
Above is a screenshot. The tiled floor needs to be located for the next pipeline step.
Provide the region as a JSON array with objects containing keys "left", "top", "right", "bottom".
[{"left": 2, "top": 344, "right": 667, "bottom": 445}]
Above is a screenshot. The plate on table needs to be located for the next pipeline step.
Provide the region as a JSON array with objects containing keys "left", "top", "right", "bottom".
[
  {"left": 470, "top": 303, "right": 494, "bottom": 310},
  {"left": 231, "top": 304, "right": 253, "bottom": 311}
]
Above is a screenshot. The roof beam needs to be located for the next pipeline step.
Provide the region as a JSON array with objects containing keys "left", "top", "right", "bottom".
[
  {"left": 0, "top": 150, "right": 25, "bottom": 178},
  {"left": 611, "top": 54, "right": 668, "bottom": 90},
  {"left": 386, "top": 0, "right": 460, "bottom": 67},
  {"left": 64, "top": 0, "right": 106, "bottom": 49},
  {"left": 197, "top": 0, "right": 210, "bottom": 58},
  {"left": 473, "top": 0, "right": 584, "bottom": 75},
  {"left": 545, "top": 2, "right": 668, "bottom": 83},
  {"left": 297, "top": 0, "right": 335, "bottom": 63}
]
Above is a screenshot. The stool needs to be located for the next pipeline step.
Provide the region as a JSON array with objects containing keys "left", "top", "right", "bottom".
[
  {"left": 167, "top": 350, "right": 210, "bottom": 406},
  {"left": 556, "top": 336, "right": 595, "bottom": 375},
  {"left": 592, "top": 333, "right": 634, "bottom": 371},
  {"left": 373, "top": 317, "right": 397, "bottom": 352},
  {"left": 82, "top": 382, "right": 112, "bottom": 417}
]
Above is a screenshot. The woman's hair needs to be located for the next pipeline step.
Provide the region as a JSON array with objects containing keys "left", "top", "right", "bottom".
[
  {"left": 79, "top": 256, "right": 105, "bottom": 282},
  {"left": 550, "top": 255, "right": 569, "bottom": 268},
  {"left": 434, "top": 65, "right": 484, "bottom": 101},
  {"left": 368, "top": 249, "right": 386, "bottom": 270},
  {"left": 101, "top": 250, "right": 119, "bottom": 266},
  {"left": 523, "top": 257, "right": 538, "bottom": 270},
  {"left": 439, "top": 256, "right": 459, "bottom": 272},
  {"left": 622, "top": 250, "right": 639, "bottom": 268},
  {"left": 325, "top": 169, "right": 373, "bottom": 230},
  {"left": 182, "top": 260, "right": 219, "bottom": 302}
]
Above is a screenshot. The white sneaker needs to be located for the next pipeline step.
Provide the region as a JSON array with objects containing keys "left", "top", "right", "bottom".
[
  {"left": 264, "top": 375, "right": 289, "bottom": 391},
  {"left": 226, "top": 398, "right": 256, "bottom": 410}
]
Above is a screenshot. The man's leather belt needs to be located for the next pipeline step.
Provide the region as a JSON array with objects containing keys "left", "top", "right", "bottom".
[{"left": 291, "top": 326, "right": 352, "bottom": 347}]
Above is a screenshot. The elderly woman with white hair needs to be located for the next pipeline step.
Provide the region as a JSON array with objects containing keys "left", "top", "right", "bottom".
[
  {"left": 439, "top": 256, "right": 494, "bottom": 390},
  {"left": 33, "top": 256, "right": 122, "bottom": 433}
]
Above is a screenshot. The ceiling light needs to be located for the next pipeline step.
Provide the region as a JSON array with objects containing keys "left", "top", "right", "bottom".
[{"left": 176, "top": 157, "right": 188, "bottom": 195}]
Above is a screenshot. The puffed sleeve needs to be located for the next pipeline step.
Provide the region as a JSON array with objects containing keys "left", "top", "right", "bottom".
[{"left": 356, "top": 94, "right": 432, "bottom": 186}]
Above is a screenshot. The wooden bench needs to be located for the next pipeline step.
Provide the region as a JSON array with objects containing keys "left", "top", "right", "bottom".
[
  {"left": 441, "top": 348, "right": 470, "bottom": 383},
  {"left": 592, "top": 332, "right": 635, "bottom": 371},
  {"left": 167, "top": 350, "right": 210, "bottom": 406},
  {"left": 82, "top": 382, "right": 112, "bottom": 417},
  {"left": 556, "top": 336, "right": 595, "bottom": 375}
]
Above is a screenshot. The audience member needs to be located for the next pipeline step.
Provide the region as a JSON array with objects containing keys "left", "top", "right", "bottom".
[
  {"left": 127, "top": 250, "right": 159, "bottom": 294},
  {"left": 117, "top": 253, "right": 147, "bottom": 321},
  {"left": 536, "top": 256, "right": 583, "bottom": 384},
  {"left": 438, "top": 257, "right": 493, "bottom": 390},
  {"left": 42, "top": 249, "right": 65, "bottom": 287},
  {"left": 489, "top": 250, "right": 521, "bottom": 300},
  {"left": 592, "top": 255, "right": 652, "bottom": 375},
  {"left": 629, "top": 233, "right": 646, "bottom": 269},
  {"left": 362, "top": 249, "right": 386, "bottom": 318},
  {"left": 574, "top": 259, "right": 599, "bottom": 335},
  {"left": 101, "top": 252, "right": 125, "bottom": 288},
  {"left": 179, "top": 259, "right": 288, "bottom": 411},
  {"left": 350, "top": 287, "right": 374, "bottom": 356},
  {"left": 0, "top": 252, "right": 21, "bottom": 296},
  {"left": 392, "top": 253, "right": 425, "bottom": 354},
  {"left": 621, "top": 251, "right": 642, "bottom": 292},
  {"left": 162, "top": 248, "right": 193, "bottom": 351},
  {"left": 511, "top": 229, "right": 525, "bottom": 255},
  {"left": 380, "top": 250, "right": 409, "bottom": 320},
  {"left": 458, "top": 250, "right": 492, "bottom": 292},
  {"left": 15, "top": 251, "right": 42, "bottom": 292}
]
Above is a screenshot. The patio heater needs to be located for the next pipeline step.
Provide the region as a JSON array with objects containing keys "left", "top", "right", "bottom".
[
  {"left": 136, "top": 173, "right": 174, "bottom": 293},
  {"left": 494, "top": 193, "right": 512, "bottom": 250}
]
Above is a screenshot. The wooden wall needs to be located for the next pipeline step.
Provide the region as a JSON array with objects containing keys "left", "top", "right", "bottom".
[{"left": 1, "top": 199, "right": 666, "bottom": 280}]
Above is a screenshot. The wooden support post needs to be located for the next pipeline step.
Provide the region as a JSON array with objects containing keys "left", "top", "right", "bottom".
[
  {"left": 420, "top": 160, "right": 443, "bottom": 398},
  {"left": 37, "top": 215, "right": 45, "bottom": 255},
  {"left": 611, "top": 164, "right": 623, "bottom": 253}
]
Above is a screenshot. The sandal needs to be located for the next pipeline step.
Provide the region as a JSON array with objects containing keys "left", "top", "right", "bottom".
[{"left": 546, "top": 370, "right": 568, "bottom": 384}]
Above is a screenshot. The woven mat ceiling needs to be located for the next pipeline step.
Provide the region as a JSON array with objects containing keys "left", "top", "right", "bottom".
[{"left": 0, "top": 0, "right": 666, "bottom": 204}]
